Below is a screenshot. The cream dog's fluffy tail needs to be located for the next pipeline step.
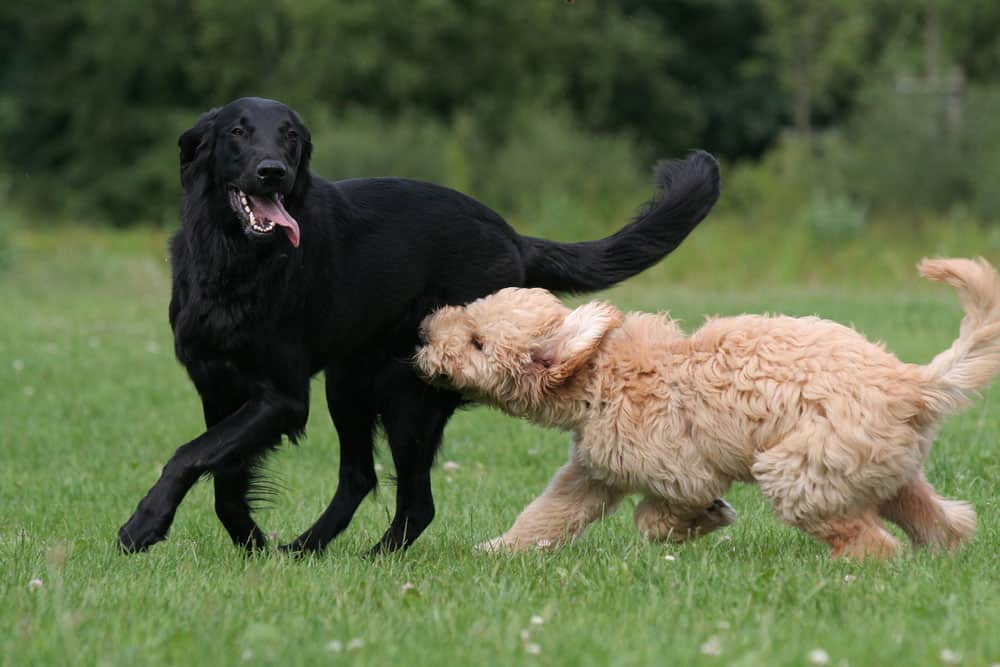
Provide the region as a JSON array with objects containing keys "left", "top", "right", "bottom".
[{"left": 919, "top": 257, "right": 1000, "bottom": 416}]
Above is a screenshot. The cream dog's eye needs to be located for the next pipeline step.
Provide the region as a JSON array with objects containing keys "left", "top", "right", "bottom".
[{"left": 471, "top": 336, "right": 484, "bottom": 351}]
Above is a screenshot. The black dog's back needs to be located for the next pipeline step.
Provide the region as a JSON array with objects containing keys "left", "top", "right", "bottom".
[
  {"left": 118, "top": 97, "right": 720, "bottom": 556},
  {"left": 321, "top": 149, "right": 720, "bottom": 325}
]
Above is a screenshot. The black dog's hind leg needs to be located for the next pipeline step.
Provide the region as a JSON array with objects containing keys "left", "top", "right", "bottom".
[
  {"left": 118, "top": 387, "right": 308, "bottom": 553},
  {"left": 282, "top": 373, "right": 378, "bottom": 553},
  {"left": 368, "top": 378, "right": 462, "bottom": 556}
]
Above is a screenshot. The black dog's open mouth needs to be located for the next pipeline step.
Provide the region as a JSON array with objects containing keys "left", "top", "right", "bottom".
[{"left": 227, "top": 187, "right": 301, "bottom": 247}]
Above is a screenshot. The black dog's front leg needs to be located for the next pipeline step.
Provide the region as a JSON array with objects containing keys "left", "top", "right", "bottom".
[
  {"left": 202, "top": 396, "right": 271, "bottom": 552},
  {"left": 281, "top": 372, "right": 378, "bottom": 554},
  {"left": 214, "top": 467, "right": 270, "bottom": 551},
  {"left": 118, "top": 390, "right": 307, "bottom": 553},
  {"left": 367, "top": 379, "right": 462, "bottom": 556}
]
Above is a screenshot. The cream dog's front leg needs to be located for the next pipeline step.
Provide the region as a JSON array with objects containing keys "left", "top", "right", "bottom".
[{"left": 477, "top": 456, "right": 624, "bottom": 552}]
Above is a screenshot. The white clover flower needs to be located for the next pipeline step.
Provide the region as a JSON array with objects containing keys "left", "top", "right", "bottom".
[
  {"left": 939, "top": 648, "right": 961, "bottom": 664},
  {"left": 808, "top": 648, "right": 830, "bottom": 665},
  {"left": 700, "top": 636, "right": 722, "bottom": 657}
]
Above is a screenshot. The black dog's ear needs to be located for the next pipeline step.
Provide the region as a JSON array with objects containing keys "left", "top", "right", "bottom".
[
  {"left": 289, "top": 116, "right": 313, "bottom": 202},
  {"left": 178, "top": 108, "right": 218, "bottom": 189}
]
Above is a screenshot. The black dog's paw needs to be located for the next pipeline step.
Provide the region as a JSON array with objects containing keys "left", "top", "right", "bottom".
[
  {"left": 365, "top": 534, "right": 409, "bottom": 560},
  {"left": 278, "top": 537, "right": 320, "bottom": 557},
  {"left": 117, "top": 510, "right": 169, "bottom": 553},
  {"left": 364, "top": 542, "right": 389, "bottom": 560},
  {"left": 234, "top": 529, "right": 270, "bottom": 554},
  {"left": 276, "top": 540, "right": 302, "bottom": 555}
]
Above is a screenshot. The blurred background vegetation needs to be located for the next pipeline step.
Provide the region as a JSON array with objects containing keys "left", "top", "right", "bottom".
[{"left": 1, "top": 0, "right": 999, "bottom": 279}]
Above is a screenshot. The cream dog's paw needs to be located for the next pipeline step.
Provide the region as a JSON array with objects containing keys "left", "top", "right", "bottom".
[
  {"left": 475, "top": 535, "right": 557, "bottom": 553},
  {"left": 475, "top": 536, "right": 510, "bottom": 552},
  {"left": 704, "top": 498, "right": 738, "bottom": 529}
]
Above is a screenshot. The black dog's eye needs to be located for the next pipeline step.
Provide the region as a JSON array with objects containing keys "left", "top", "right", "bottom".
[
  {"left": 471, "top": 336, "right": 484, "bottom": 351},
  {"left": 287, "top": 129, "right": 299, "bottom": 141},
  {"left": 231, "top": 127, "right": 245, "bottom": 137}
]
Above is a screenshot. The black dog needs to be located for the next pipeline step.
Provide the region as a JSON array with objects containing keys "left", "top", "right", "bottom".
[{"left": 117, "top": 97, "right": 720, "bottom": 556}]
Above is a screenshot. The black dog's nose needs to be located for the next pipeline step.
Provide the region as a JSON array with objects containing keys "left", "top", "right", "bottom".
[{"left": 256, "top": 160, "right": 287, "bottom": 182}]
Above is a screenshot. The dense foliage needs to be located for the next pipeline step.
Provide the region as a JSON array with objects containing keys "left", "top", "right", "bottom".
[{"left": 1, "top": 1, "right": 999, "bottom": 224}]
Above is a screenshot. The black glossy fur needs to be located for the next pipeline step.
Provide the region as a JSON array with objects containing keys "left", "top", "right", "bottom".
[{"left": 117, "top": 97, "right": 721, "bottom": 556}]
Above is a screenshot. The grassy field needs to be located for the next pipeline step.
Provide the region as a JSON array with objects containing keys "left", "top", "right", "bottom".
[{"left": 2, "top": 224, "right": 999, "bottom": 666}]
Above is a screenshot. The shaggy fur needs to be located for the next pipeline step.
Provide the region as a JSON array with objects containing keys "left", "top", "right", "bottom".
[
  {"left": 116, "top": 97, "right": 721, "bottom": 556},
  {"left": 415, "top": 258, "right": 1000, "bottom": 559}
]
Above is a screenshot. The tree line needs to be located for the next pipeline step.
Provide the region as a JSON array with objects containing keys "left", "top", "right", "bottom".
[{"left": 1, "top": 1, "right": 999, "bottom": 225}]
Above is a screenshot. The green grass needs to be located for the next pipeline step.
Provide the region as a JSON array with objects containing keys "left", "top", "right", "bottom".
[{"left": 2, "top": 225, "right": 1000, "bottom": 666}]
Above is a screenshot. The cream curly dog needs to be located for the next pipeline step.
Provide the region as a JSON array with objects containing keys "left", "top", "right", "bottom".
[{"left": 415, "top": 258, "right": 1000, "bottom": 559}]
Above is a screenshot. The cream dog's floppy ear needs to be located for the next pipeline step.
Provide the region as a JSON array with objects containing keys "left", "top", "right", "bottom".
[{"left": 531, "top": 301, "right": 622, "bottom": 384}]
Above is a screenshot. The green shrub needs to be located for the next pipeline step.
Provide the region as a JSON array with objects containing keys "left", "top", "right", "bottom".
[
  {"left": 837, "top": 82, "right": 1000, "bottom": 220},
  {"left": 305, "top": 108, "right": 455, "bottom": 186},
  {"left": 798, "top": 190, "right": 868, "bottom": 243},
  {"left": 0, "top": 232, "right": 10, "bottom": 271},
  {"left": 0, "top": 178, "right": 14, "bottom": 270},
  {"left": 303, "top": 105, "right": 649, "bottom": 239},
  {"left": 720, "top": 134, "right": 822, "bottom": 223},
  {"left": 477, "top": 105, "right": 646, "bottom": 234},
  {"left": 966, "top": 111, "right": 1000, "bottom": 221}
]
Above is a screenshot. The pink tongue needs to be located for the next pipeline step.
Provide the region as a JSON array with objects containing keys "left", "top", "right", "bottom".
[{"left": 248, "top": 195, "right": 301, "bottom": 247}]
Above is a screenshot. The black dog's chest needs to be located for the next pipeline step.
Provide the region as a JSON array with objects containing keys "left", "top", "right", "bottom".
[{"left": 171, "top": 274, "right": 298, "bottom": 366}]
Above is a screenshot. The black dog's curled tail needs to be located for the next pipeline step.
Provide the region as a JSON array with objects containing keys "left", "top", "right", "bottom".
[{"left": 522, "top": 150, "right": 720, "bottom": 294}]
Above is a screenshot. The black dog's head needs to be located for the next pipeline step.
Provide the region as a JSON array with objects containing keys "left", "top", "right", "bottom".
[{"left": 178, "top": 97, "right": 313, "bottom": 248}]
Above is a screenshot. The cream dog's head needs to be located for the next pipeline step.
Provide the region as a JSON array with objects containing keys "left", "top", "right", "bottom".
[{"left": 415, "top": 288, "right": 622, "bottom": 419}]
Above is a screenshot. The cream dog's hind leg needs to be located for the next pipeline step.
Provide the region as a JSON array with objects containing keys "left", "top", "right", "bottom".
[
  {"left": 878, "top": 474, "right": 976, "bottom": 551},
  {"left": 477, "top": 458, "right": 624, "bottom": 552},
  {"left": 634, "top": 496, "right": 737, "bottom": 543}
]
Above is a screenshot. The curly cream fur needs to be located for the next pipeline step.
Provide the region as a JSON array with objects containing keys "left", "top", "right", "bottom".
[{"left": 415, "top": 259, "right": 1000, "bottom": 559}]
